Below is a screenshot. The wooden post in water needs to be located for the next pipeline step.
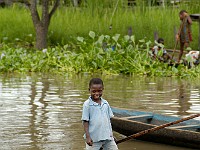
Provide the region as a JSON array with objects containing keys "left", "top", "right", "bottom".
[
  {"left": 128, "top": 26, "right": 133, "bottom": 37},
  {"left": 190, "top": 14, "right": 200, "bottom": 51},
  {"left": 154, "top": 31, "right": 159, "bottom": 41}
]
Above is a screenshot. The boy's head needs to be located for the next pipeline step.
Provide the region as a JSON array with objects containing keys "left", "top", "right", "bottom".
[
  {"left": 179, "top": 10, "right": 188, "bottom": 20},
  {"left": 157, "top": 38, "right": 164, "bottom": 48},
  {"left": 157, "top": 38, "right": 164, "bottom": 44},
  {"left": 89, "top": 78, "right": 104, "bottom": 101},
  {"left": 157, "top": 38, "right": 164, "bottom": 49}
]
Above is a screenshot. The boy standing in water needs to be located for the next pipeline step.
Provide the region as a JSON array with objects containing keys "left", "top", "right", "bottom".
[
  {"left": 151, "top": 38, "right": 172, "bottom": 62},
  {"left": 176, "top": 10, "right": 192, "bottom": 63},
  {"left": 81, "top": 78, "right": 118, "bottom": 150}
]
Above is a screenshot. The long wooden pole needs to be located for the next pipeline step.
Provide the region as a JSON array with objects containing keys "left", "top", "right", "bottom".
[
  {"left": 198, "top": 15, "right": 200, "bottom": 51},
  {"left": 116, "top": 113, "right": 200, "bottom": 144},
  {"left": 109, "top": 0, "right": 120, "bottom": 30},
  {"left": 171, "top": 40, "right": 179, "bottom": 60}
]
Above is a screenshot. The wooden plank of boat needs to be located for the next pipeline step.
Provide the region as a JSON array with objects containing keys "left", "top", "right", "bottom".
[
  {"left": 169, "top": 124, "right": 200, "bottom": 129},
  {"left": 111, "top": 107, "right": 200, "bottom": 149},
  {"left": 121, "top": 114, "right": 153, "bottom": 120}
]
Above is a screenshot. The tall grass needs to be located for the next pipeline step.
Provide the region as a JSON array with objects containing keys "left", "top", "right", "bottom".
[
  {"left": 0, "top": 1, "right": 199, "bottom": 49},
  {"left": 0, "top": 4, "right": 34, "bottom": 43}
]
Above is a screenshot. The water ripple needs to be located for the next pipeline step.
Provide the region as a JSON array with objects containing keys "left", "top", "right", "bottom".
[{"left": 0, "top": 74, "right": 199, "bottom": 150}]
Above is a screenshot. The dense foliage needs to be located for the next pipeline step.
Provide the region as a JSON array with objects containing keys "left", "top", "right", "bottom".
[
  {"left": 1, "top": 31, "right": 200, "bottom": 77},
  {"left": 0, "top": 1, "right": 200, "bottom": 77}
]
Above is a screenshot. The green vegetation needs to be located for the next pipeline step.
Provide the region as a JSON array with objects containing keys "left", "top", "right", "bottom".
[
  {"left": 0, "top": 1, "right": 200, "bottom": 49},
  {"left": 0, "top": 1, "right": 200, "bottom": 76},
  {"left": 1, "top": 31, "right": 200, "bottom": 77}
]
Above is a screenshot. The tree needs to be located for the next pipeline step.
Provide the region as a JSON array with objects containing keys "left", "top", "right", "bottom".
[{"left": 22, "top": 0, "right": 60, "bottom": 49}]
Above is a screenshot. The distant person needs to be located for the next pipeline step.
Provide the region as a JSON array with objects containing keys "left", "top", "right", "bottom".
[
  {"left": 151, "top": 38, "right": 172, "bottom": 62},
  {"left": 81, "top": 78, "right": 118, "bottom": 150},
  {"left": 176, "top": 10, "right": 192, "bottom": 63}
]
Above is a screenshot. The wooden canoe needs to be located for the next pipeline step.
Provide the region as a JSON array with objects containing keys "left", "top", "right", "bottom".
[{"left": 111, "top": 107, "right": 200, "bottom": 149}]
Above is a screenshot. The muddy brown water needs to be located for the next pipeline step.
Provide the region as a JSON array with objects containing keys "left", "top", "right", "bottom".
[{"left": 0, "top": 73, "right": 199, "bottom": 150}]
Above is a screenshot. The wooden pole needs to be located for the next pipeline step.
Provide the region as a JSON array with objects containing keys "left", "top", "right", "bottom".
[
  {"left": 199, "top": 16, "right": 200, "bottom": 51},
  {"left": 154, "top": 31, "right": 158, "bottom": 41},
  {"left": 171, "top": 26, "right": 178, "bottom": 59}
]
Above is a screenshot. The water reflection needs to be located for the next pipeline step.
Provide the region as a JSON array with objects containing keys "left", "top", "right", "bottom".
[
  {"left": 176, "top": 80, "right": 191, "bottom": 116},
  {"left": 29, "top": 79, "right": 50, "bottom": 149},
  {"left": 105, "top": 77, "right": 200, "bottom": 118},
  {"left": 0, "top": 73, "right": 199, "bottom": 150}
]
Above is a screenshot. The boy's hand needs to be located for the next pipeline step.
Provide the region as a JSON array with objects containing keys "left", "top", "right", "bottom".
[
  {"left": 114, "top": 136, "right": 117, "bottom": 143},
  {"left": 184, "top": 12, "right": 188, "bottom": 17},
  {"left": 86, "top": 137, "right": 93, "bottom": 146}
]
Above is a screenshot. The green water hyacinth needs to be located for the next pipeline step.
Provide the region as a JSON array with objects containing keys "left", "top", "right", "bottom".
[
  {"left": 0, "top": 31, "right": 200, "bottom": 77},
  {"left": 0, "top": 53, "right": 5, "bottom": 59}
]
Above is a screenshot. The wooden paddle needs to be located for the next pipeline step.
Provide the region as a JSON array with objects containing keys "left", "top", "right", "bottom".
[
  {"left": 115, "top": 113, "right": 200, "bottom": 144},
  {"left": 171, "top": 39, "right": 179, "bottom": 60}
]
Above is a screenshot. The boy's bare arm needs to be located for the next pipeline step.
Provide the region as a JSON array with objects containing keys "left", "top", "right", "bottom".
[
  {"left": 187, "top": 15, "right": 192, "bottom": 24},
  {"left": 83, "top": 121, "right": 93, "bottom": 146},
  {"left": 184, "top": 12, "right": 192, "bottom": 24}
]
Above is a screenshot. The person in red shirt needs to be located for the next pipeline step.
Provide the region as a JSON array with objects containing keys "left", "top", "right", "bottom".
[{"left": 176, "top": 10, "right": 192, "bottom": 63}]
